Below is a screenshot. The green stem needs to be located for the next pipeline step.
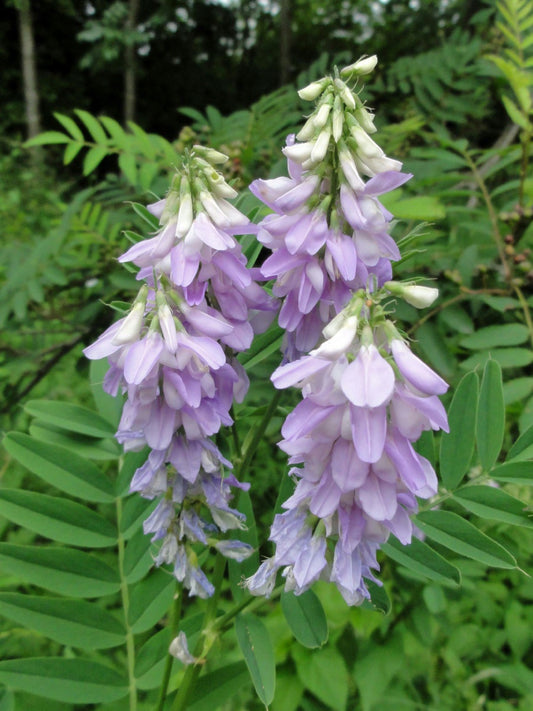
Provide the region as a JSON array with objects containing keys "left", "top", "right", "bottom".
[
  {"left": 171, "top": 554, "right": 227, "bottom": 711},
  {"left": 237, "top": 389, "right": 282, "bottom": 482},
  {"left": 463, "top": 150, "right": 512, "bottom": 283},
  {"left": 513, "top": 284, "right": 533, "bottom": 348},
  {"left": 155, "top": 584, "right": 183, "bottom": 711},
  {"left": 116, "top": 496, "right": 137, "bottom": 711},
  {"left": 212, "top": 584, "right": 284, "bottom": 634}
]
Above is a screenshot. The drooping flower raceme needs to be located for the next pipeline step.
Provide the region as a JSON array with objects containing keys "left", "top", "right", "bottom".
[
  {"left": 251, "top": 57, "right": 411, "bottom": 359},
  {"left": 245, "top": 58, "right": 449, "bottom": 605},
  {"left": 84, "top": 146, "right": 276, "bottom": 597},
  {"left": 246, "top": 293, "right": 449, "bottom": 604}
]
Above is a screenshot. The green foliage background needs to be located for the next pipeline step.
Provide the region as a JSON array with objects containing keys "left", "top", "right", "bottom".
[{"left": 1, "top": 1, "right": 533, "bottom": 710}]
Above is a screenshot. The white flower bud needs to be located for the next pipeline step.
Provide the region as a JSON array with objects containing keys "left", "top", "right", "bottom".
[
  {"left": 176, "top": 191, "right": 193, "bottom": 238},
  {"left": 112, "top": 302, "right": 145, "bottom": 345},
  {"left": 341, "top": 55, "right": 378, "bottom": 77},
  {"left": 350, "top": 125, "right": 384, "bottom": 159},
  {"left": 334, "top": 79, "right": 355, "bottom": 109},
  {"left": 298, "top": 79, "right": 328, "bottom": 101},
  {"left": 332, "top": 96, "right": 344, "bottom": 143},
  {"left": 339, "top": 144, "right": 365, "bottom": 191},
  {"left": 310, "top": 127, "right": 331, "bottom": 164},
  {"left": 313, "top": 102, "right": 332, "bottom": 130},
  {"left": 385, "top": 281, "right": 439, "bottom": 308},
  {"left": 311, "top": 315, "right": 359, "bottom": 359},
  {"left": 355, "top": 107, "right": 377, "bottom": 134},
  {"left": 169, "top": 631, "right": 197, "bottom": 665},
  {"left": 193, "top": 144, "right": 228, "bottom": 164},
  {"left": 296, "top": 117, "right": 316, "bottom": 141},
  {"left": 282, "top": 141, "right": 314, "bottom": 164}
]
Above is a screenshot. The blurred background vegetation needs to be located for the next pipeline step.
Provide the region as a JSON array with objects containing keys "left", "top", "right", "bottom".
[{"left": 1, "top": 1, "right": 533, "bottom": 710}]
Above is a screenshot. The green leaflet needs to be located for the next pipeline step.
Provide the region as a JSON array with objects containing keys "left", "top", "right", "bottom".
[
  {"left": 0, "top": 544, "right": 120, "bottom": 598},
  {"left": 0, "top": 658, "right": 127, "bottom": 704},
  {"left": 507, "top": 423, "right": 533, "bottom": 461},
  {"left": 281, "top": 589, "right": 328, "bottom": 648},
  {"left": 2, "top": 433, "right": 115, "bottom": 503},
  {"left": 235, "top": 614, "right": 276, "bottom": 706},
  {"left": 186, "top": 662, "right": 249, "bottom": 711},
  {"left": 29, "top": 422, "right": 120, "bottom": 461},
  {"left": 293, "top": 644, "right": 348, "bottom": 711},
  {"left": 414, "top": 510, "right": 516, "bottom": 569},
  {"left": 439, "top": 371, "right": 478, "bottom": 490},
  {"left": 459, "top": 323, "right": 529, "bottom": 349},
  {"left": 128, "top": 569, "right": 175, "bottom": 634},
  {"left": 0, "top": 489, "right": 116, "bottom": 548},
  {"left": 123, "top": 526, "right": 155, "bottom": 584},
  {"left": 0, "top": 594, "right": 125, "bottom": 650},
  {"left": 24, "top": 399, "right": 116, "bottom": 438},
  {"left": 491, "top": 460, "right": 533, "bottom": 485},
  {"left": 477, "top": 360, "right": 505, "bottom": 471},
  {"left": 454, "top": 485, "right": 532, "bottom": 528},
  {"left": 382, "top": 536, "right": 461, "bottom": 586}
]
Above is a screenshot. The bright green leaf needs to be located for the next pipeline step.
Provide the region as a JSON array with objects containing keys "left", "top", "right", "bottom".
[
  {"left": 235, "top": 614, "right": 276, "bottom": 706},
  {"left": 74, "top": 109, "right": 108, "bottom": 143},
  {"left": 29, "top": 422, "right": 120, "bottom": 461},
  {"left": 24, "top": 400, "right": 115, "bottom": 439},
  {"left": 460, "top": 324, "right": 529, "bottom": 349},
  {"left": 54, "top": 112, "right": 84, "bottom": 140},
  {"left": 293, "top": 645, "right": 348, "bottom": 711},
  {"left": 414, "top": 510, "right": 516, "bottom": 568},
  {"left": 477, "top": 359, "right": 505, "bottom": 470},
  {"left": 128, "top": 569, "right": 175, "bottom": 633},
  {"left": 2, "top": 433, "right": 115, "bottom": 503},
  {"left": 0, "top": 658, "right": 127, "bottom": 704},
  {"left": 83, "top": 146, "right": 109, "bottom": 175},
  {"left": 440, "top": 371, "right": 478, "bottom": 490},
  {"left": 186, "top": 662, "right": 249, "bottom": 711},
  {"left": 491, "top": 460, "right": 533, "bottom": 485},
  {"left": 454, "top": 485, "right": 532, "bottom": 527},
  {"left": 507, "top": 424, "right": 533, "bottom": 461},
  {"left": 382, "top": 536, "right": 461, "bottom": 586},
  {"left": 281, "top": 590, "right": 328, "bottom": 648},
  {"left": 0, "top": 594, "right": 125, "bottom": 650},
  {"left": 460, "top": 348, "right": 533, "bottom": 370},
  {"left": 0, "top": 490, "right": 116, "bottom": 548},
  {"left": 0, "top": 544, "right": 120, "bottom": 597},
  {"left": 24, "top": 131, "right": 70, "bottom": 147}
]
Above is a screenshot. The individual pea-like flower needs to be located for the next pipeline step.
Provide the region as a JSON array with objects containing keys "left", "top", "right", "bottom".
[
  {"left": 84, "top": 146, "right": 277, "bottom": 597},
  {"left": 245, "top": 291, "right": 449, "bottom": 605},
  {"left": 251, "top": 59, "right": 412, "bottom": 359}
]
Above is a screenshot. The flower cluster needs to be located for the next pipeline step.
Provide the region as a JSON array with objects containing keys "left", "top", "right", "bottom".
[
  {"left": 245, "top": 57, "right": 450, "bottom": 605},
  {"left": 251, "top": 56, "right": 411, "bottom": 359},
  {"left": 85, "top": 146, "right": 276, "bottom": 596},
  {"left": 246, "top": 293, "right": 449, "bottom": 604}
]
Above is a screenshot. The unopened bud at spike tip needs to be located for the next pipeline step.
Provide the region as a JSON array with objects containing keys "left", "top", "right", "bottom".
[
  {"left": 298, "top": 79, "right": 328, "bottom": 101},
  {"left": 341, "top": 55, "right": 378, "bottom": 77}
]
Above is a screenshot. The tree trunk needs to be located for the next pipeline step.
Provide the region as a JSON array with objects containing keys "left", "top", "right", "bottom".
[
  {"left": 279, "top": 0, "right": 291, "bottom": 86},
  {"left": 123, "top": 0, "right": 140, "bottom": 125},
  {"left": 18, "top": 0, "right": 41, "bottom": 139}
]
